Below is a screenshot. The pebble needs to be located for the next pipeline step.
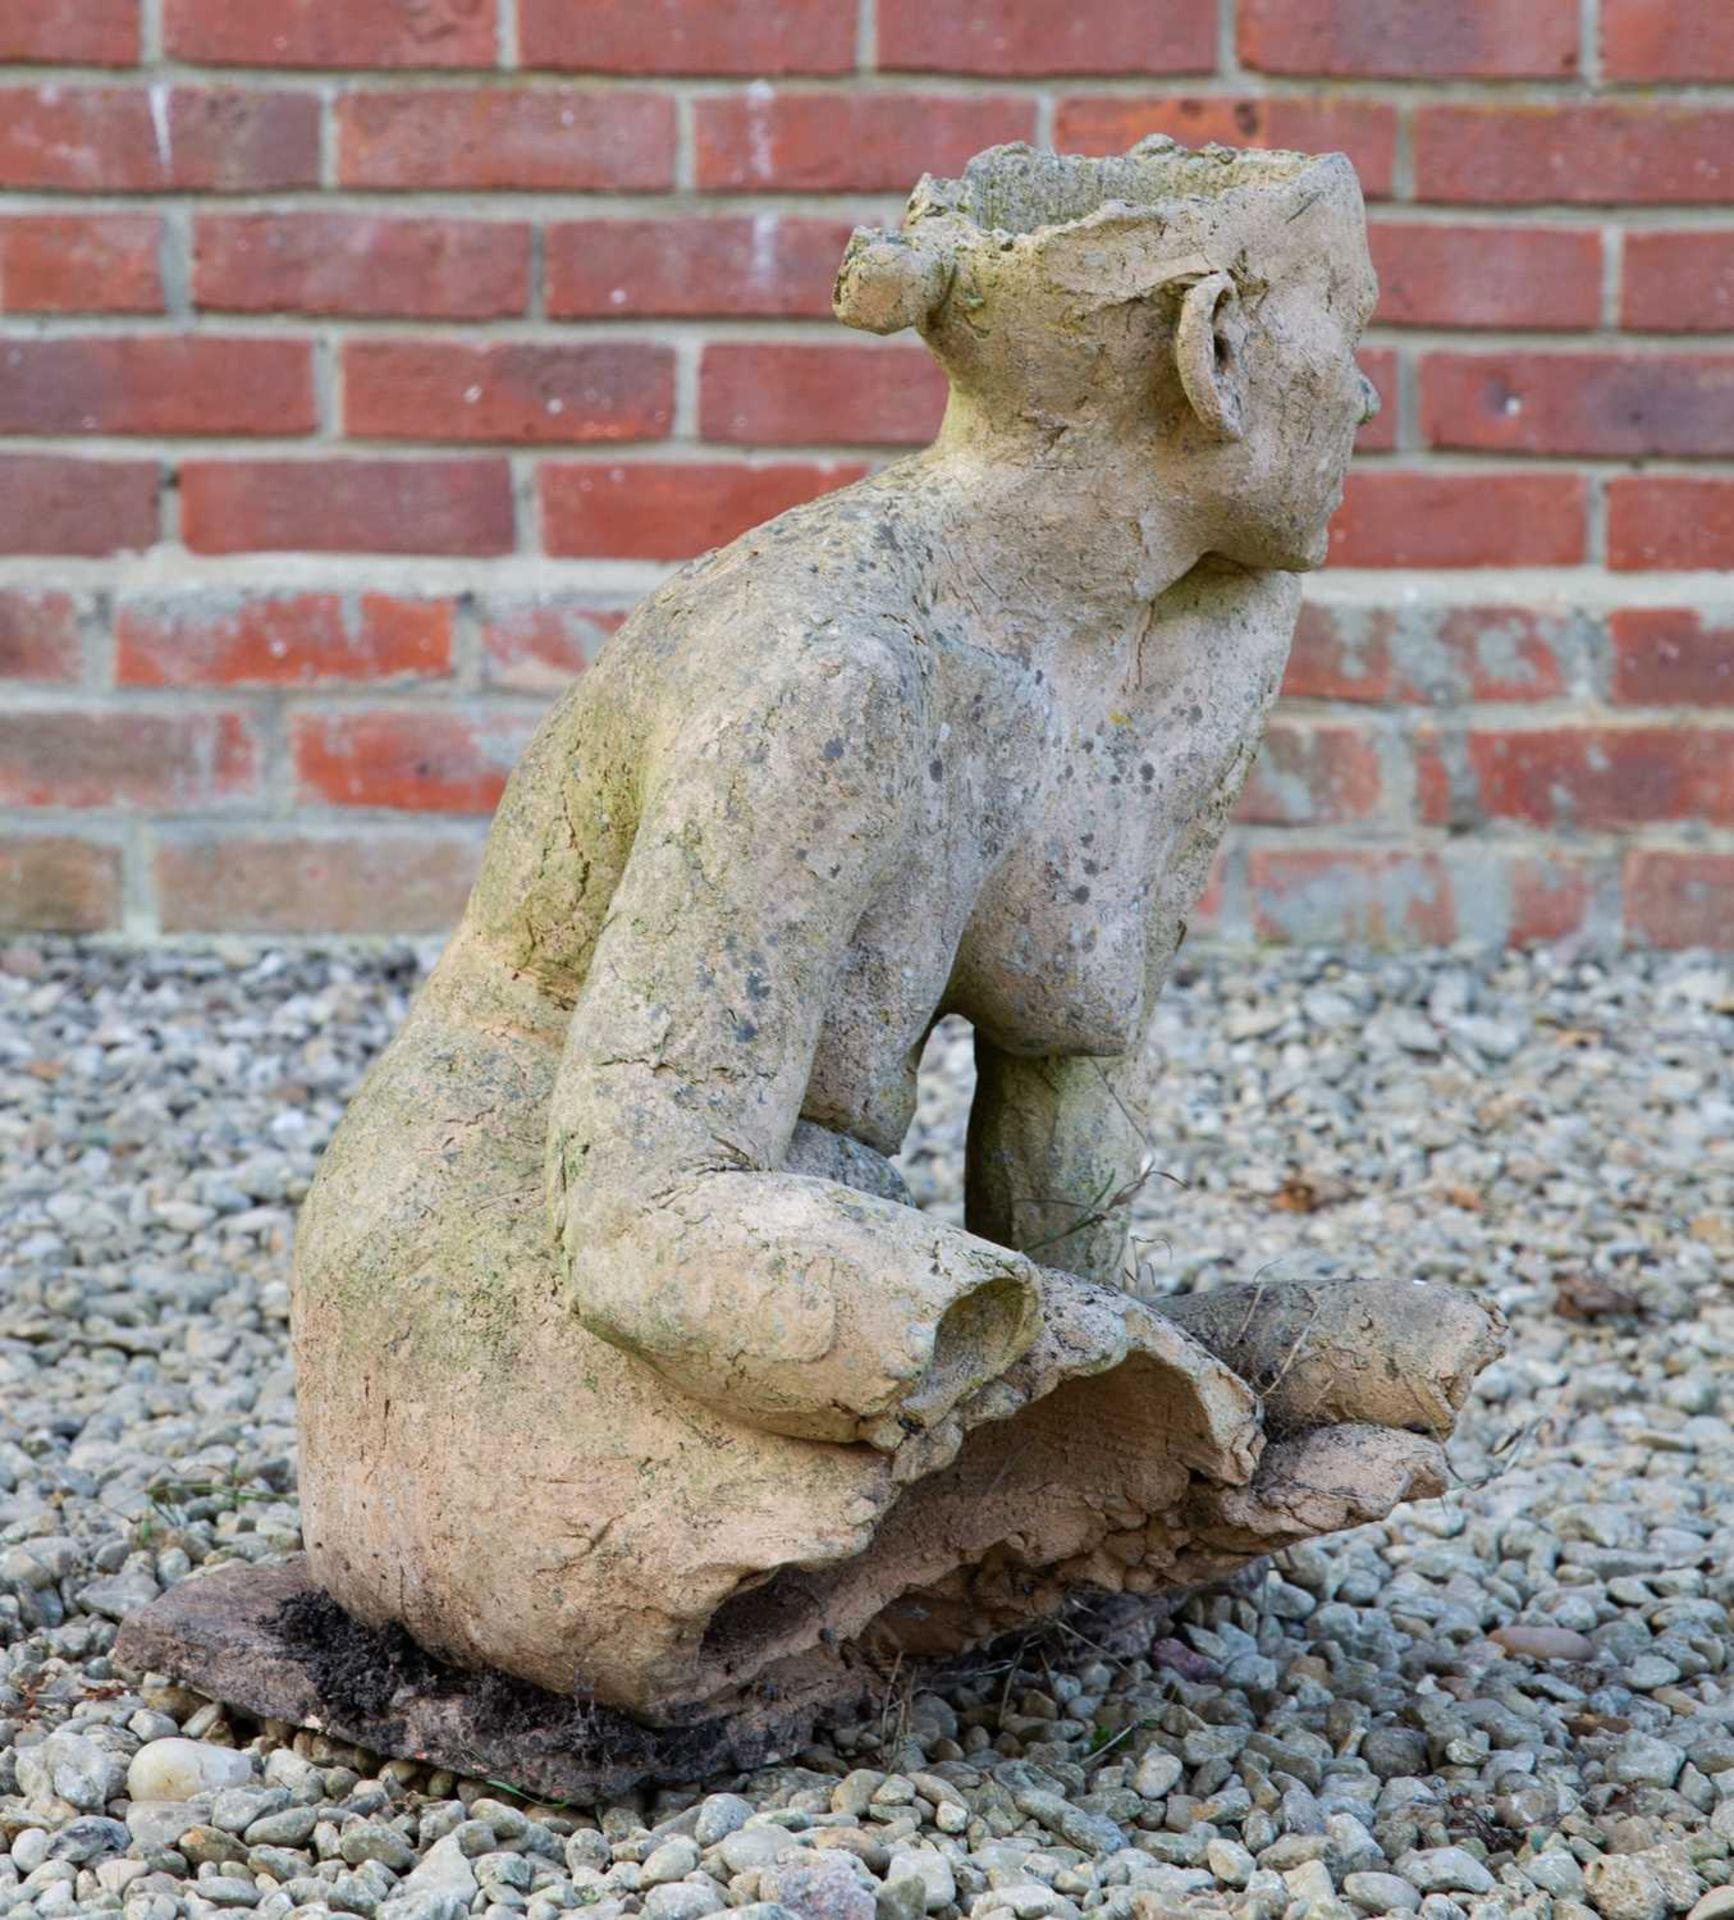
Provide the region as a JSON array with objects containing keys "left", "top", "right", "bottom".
[{"left": 0, "top": 940, "right": 1731, "bottom": 1920}]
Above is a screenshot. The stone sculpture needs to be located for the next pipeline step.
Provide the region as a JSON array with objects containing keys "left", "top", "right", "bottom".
[{"left": 120, "top": 139, "right": 1503, "bottom": 1790}]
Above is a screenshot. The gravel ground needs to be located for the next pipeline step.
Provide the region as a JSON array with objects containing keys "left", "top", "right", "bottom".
[{"left": 1, "top": 937, "right": 1731, "bottom": 1920}]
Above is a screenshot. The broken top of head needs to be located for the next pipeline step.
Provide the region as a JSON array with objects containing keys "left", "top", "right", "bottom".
[{"left": 116, "top": 139, "right": 1497, "bottom": 1794}]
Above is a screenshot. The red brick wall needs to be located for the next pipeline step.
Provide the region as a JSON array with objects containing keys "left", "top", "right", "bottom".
[{"left": 1, "top": 0, "right": 1731, "bottom": 947}]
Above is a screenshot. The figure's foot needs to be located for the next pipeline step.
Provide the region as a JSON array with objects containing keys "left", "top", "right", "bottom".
[{"left": 1159, "top": 1275, "right": 1505, "bottom": 1438}]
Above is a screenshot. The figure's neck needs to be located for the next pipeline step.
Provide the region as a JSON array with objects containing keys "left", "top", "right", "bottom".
[{"left": 916, "top": 421, "right": 1209, "bottom": 672}]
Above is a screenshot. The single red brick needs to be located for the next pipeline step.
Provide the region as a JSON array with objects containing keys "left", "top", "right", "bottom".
[
  {"left": 1609, "top": 477, "right": 1734, "bottom": 572},
  {"left": 338, "top": 89, "right": 675, "bottom": 190},
  {"left": 1283, "top": 603, "right": 1577, "bottom": 704},
  {"left": 1610, "top": 609, "right": 1734, "bottom": 707},
  {"left": 1506, "top": 856, "right": 1597, "bottom": 947},
  {"left": 0, "top": 710, "right": 258, "bottom": 808},
  {"left": 0, "top": 593, "right": 82, "bottom": 682},
  {"left": 479, "top": 600, "right": 627, "bottom": 691},
  {"left": 521, "top": 0, "right": 853, "bottom": 73},
  {"left": 880, "top": 0, "right": 1215, "bottom": 75},
  {"left": 547, "top": 215, "right": 854, "bottom": 319},
  {"left": 1328, "top": 472, "right": 1587, "bottom": 569},
  {"left": 700, "top": 344, "right": 946, "bottom": 446},
  {"left": 1455, "top": 726, "right": 1734, "bottom": 828},
  {"left": 1234, "top": 720, "right": 1384, "bottom": 826},
  {"left": 1055, "top": 96, "right": 1397, "bottom": 199},
  {"left": 1357, "top": 349, "right": 1397, "bottom": 453},
  {"left": 694, "top": 91, "right": 1036, "bottom": 193},
  {"left": 1422, "top": 351, "right": 1734, "bottom": 459},
  {"left": 1370, "top": 222, "right": 1601, "bottom": 331},
  {"left": 0, "top": 456, "right": 158, "bottom": 556},
  {"left": 0, "top": 215, "right": 162, "bottom": 314},
  {"left": 195, "top": 213, "right": 530, "bottom": 319},
  {"left": 1624, "top": 850, "right": 1734, "bottom": 949},
  {"left": 117, "top": 593, "right": 455, "bottom": 687},
  {"left": 0, "top": 838, "right": 122, "bottom": 934},
  {"left": 1604, "top": 0, "right": 1734, "bottom": 81},
  {"left": 542, "top": 460, "right": 867, "bottom": 560},
  {"left": 1240, "top": 0, "right": 1576, "bottom": 77},
  {"left": 0, "top": 87, "right": 319, "bottom": 193},
  {"left": 1282, "top": 604, "right": 1396, "bottom": 702},
  {"left": 0, "top": 338, "right": 313, "bottom": 438},
  {"left": 292, "top": 710, "right": 537, "bottom": 812},
  {"left": 0, "top": 0, "right": 138, "bottom": 64},
  {"left": 1416, "top": 105, "right": 1734, "bottom": 206},
  {"left": 344, "top": 341, "right": 674, "bottom": 445},
  {"left": 1250, "top": 848, "right": 1455, "bottom": 946},
  {"left": 165, "top": 0, "right": 495, "bottom": 67},
  {"left": 156, "top": 831, "right": 481, "bottom": 934},
  {"left": 1623, "top": 232, "right": 1734, "bottom": 334},
  {"left": 179, "top": 458, "right": 514, "bottom": 556}
]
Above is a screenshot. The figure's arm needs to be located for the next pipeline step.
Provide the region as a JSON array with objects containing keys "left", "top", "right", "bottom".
[{"left": 545, "top": 651, "right": 1041, "bottom": 1452}]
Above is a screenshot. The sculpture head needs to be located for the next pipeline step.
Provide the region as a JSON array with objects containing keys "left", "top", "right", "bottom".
[{"left": 835, "top": 139, "right": 1379, "bottom": 571}]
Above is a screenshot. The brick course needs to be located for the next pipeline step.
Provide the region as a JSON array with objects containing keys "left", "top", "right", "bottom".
[{"left": 1, "top": 0, "right": 1731, "bottom": 948}]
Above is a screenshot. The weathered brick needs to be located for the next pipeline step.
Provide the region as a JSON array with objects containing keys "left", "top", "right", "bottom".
[
  {"left": 1055, "top": 96, "right": 1397, "bottom": 199},
  {"left": 1370, "top": 222, "right": 1601, "bottom": 331},
  {"left": 164, "top": 0, "right": 496, "bottom": 67},
  {"left": 1506, "top": 856, "right": 1598, "bottom": 948},
  {"left": 0, "top": 338, "right": 313, "bottom": 438},
  {"left": 156, "top": 831, "right": 481, "bottom": 934},
  {"left": 1610, "top": 609, "right": 1734, "bottom": 708},
  {"left": 700, "top": 343, "right": 946, "bottom": 446},
  {"left": 0, "top": 838, "right": 122, "bottom": 934},
  {"left": 0, "top": 456, "right": 157, "bottom": 556},
  {"left": 1609, "top": 477, "right": 1734, "bottom": 572},
  {"left": 344, "top": 340, "right": 674, "bottom": 444},
  {"left": 479, "top": 600, "right": 627, "bottom": 691},
  {"left": 880, "top": 0, "right": 1215, "bottom": 75},
  {"left": 1452, "top": 726, "right": 1734, "bottom": 828},
  {"left": 292, "top": 710, "right": 537, "bottom": 812},
  {"left": 1604, "top": 0, "right": 1734, "bottom": 81},
  {"left": 546, "top": 215, "right": 854, "bottom": 318},
  {"left": 1623, "top": 232, "right": 1734, "bottom": 334},
  {"left": 1234, "top": 720, "right": 1385, "bottom": 826},
  {"left": 0, "top": 214, "right": 162, "bottom": 314},
  {"left": 0, "top": 87, "right": 319, "bottom": 193},
  {"left": 1283, "top": 603, "right": 1577, "bottom": 705},
  {"left": 338, "top": 89, "right": 675, "bottom": 190},
  {"left": 0, "top": 711, "right": 258, "bottom": 808},
  {"left": 1416, "top": 105, "right": 1734, "bottom": 206},
  {"left": 117, "top": 593, "right": 455, "bottom": 687},
  {"left": 195, "top": 213, "right": 530, "bottom": 318},
  {"left": 1328, "top": 472, "right": 1587, "bottom": 569},
  {"left": 0, "top": 593, "right": 83, "bottom": 683},
  {"left": 1250, "top": 848, "right": 1455, "bottom": 946},
  {"left": 0, "top": 0, "right": 138, "bottom": 64},
  {"left": 180, "top": 458, "right": 514, "bottom": 556},
  {"left": 1422, "top": 351, "right": 1734, "bottom": 459},
  {"left": 520, "top": 0, "right": 854, "bottom": 73},
  {"left": 1624, "top": 851, "right": 1734, "bottom": 949},
  {"left": 694, "top": 92, "right": 1036, "bottom": 192},
  {"left": 542, "top": 460, "right": 866, "bottom": 560},
  {"left": 1239, "top": 0, "right": 1577, "bottom": 76}
]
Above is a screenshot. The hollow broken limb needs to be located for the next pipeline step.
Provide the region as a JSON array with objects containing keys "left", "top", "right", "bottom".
[{"left": 1159, "top": 1275, "right": 1506, "bottom": 1439}]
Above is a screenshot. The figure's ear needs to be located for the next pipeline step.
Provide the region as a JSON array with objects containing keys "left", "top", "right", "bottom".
[
  {"left": 834, "top": 228, "right": 952, "bottom": 336},
  {"left": 1174, "top": 271, "right": 1248, "bottom": 442}
]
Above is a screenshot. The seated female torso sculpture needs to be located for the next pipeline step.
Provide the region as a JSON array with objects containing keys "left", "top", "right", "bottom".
[{"left": 293, "top": 140, "right": 1501, "bottom": 1733}]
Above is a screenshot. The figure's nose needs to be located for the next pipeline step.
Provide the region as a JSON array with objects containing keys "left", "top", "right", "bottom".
[{"left": 1357, "top": 372, "right": 1382, "bottom": 426}]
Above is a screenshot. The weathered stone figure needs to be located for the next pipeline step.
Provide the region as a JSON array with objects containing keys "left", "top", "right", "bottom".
[{"left": 282, "top": 140, "right": 1500, "bottom": 1743}]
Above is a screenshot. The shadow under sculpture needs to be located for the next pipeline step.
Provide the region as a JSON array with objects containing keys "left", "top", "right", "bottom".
[{"left": 124, "top": 139, "right": 1505, "bottom": 1783}]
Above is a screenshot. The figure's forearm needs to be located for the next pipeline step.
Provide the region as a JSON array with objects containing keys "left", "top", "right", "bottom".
[{"left": 558, "top": 1160, "right": 1042, "bottom": 1448}]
